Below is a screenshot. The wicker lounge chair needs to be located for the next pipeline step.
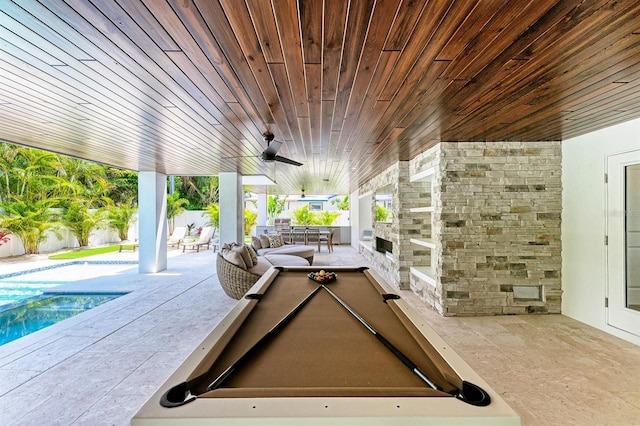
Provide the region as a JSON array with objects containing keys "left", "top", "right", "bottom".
[{"left": 216, "top": 253, "right": 261, "bottom": 299}]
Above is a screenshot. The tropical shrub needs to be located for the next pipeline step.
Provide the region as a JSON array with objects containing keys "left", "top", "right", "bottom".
[
  {"left": 330, "top": 195, "right": 349, "bottom": 211},
  {"left": 0, "top": 143, "right": 127, "bottom": 253},
  {"left": 107, "top": 200, "right": 138, "bottom": 241},
  {"left": 203, "top": 204, "right": 220, "bottom": 228},
  {"left": 166, "top": 192, "right": 189, "bottom": 234},
  {"left": 244, "top": 208, "right": 258, "bottom": 236},
  {"left": 60, "top": 200, "right": 107, "bottom": 247},
  {"left": 171, "top": 176, "right": 219, "bottom": 209},
  {"left": 290, "top": 205, "right": 342, "bottom": 225},
  {"left": 375, "top": 204, "right": 390, "bottom": 222},
  {"left": 0, "top": 199, "right": 61, "bottom": 254},
  {"left": 315, "top": 211, "right": 340, "bottom": 225},
  {"left": 290, "top": 204, "right": 315, "bottom": 225},
  {"left": 267, "top": 195, "right": 286, "bottom": 224}
]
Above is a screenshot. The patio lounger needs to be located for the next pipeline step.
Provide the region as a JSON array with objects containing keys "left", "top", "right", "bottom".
[
  {"left": 180, "top": 226, "right": 216, "bottom": 252},
  {"left": 167, "top": 226, "right": 187, "bottom": 247}
]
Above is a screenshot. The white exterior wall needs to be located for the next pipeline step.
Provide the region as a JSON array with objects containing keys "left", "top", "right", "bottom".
[
  {"left": 171, "top": 210, "right": 210, "bottom": 235},
  {"left": 0, "top": 214, "right": 139, "bottom": 257},
  {"left": 563, "top": 117, "right": 640, "bottom": 345}
]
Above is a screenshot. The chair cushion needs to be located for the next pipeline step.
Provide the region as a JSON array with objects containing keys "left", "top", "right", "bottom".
[
  {"left": 265, "top": 245, "right": 314, "bottom": 259},
  {"left": 264, "top": 254, "right": 310, "bottom": 267},
  {"left": 247, "top": 256, "right": 273, "bottom": 276}
]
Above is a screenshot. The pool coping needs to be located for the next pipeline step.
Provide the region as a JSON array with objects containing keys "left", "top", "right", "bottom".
[
  {"left": 0, "top": 291, "right": 131, "bottom": 346},
  {"left": 0, "top": 260, "right": 138, "bottom": 314},
  {"left": 0, "top": 259, "right": 139, "bottom": 280}
]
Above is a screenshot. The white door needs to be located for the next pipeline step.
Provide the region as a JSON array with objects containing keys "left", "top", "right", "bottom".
[{"left": 607, "top": 151, "right": 640, "bottom": 337}]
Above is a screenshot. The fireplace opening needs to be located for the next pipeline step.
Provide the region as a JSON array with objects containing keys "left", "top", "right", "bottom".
[{"left": 375, "top": 237, "right": 393, "bottom": 256}]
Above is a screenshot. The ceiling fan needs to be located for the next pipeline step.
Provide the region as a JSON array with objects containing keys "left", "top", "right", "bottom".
[{"left": 259, "top": 133, "right": 303, "bottom": 166}]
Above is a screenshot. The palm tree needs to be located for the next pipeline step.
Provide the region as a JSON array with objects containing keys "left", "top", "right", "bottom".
[
  {"left": 0, "top": 142, "right": 139, "bottom": 253},
  {"left": 291, "top": 204, "right": 315, "bottom": 225},
  {"left": 244, "top": 208, "right": 258, "bottom": 236},
  {"left": 330, "top": 195, "right": 349, "bottom": 211},
  {"left": 4, "top": 146, "right": 65, "bottom": 201},
  {"left": 107, "top": 200, "right": 138, "bottom": 241},
  {"left": 166, "top": 192, "right": 189, "bottom": 234},
  {"left": 175, "top": 176, "right": 219, "bottom": 209},
  {"left": 267, "top": 195, "right": 286, "bottom": 225},
  {"left": 203, "top": 204, "right": 219, "bottom": 228},
  {"left": 0, "top": 145, "right": 65, "bottom": 254},
  {"left": 0, "top": 144, "right": 19, "bottom": 203},
  {"left": 375, "top": 204, "right": 390, "bottom": 222},
  {"left": 0, "top": 198, "right": 61, "bottom": 254},
  {"left": 60, "top": 200, "right": 107, "bottom": 247},
  {"left": 316, "top": 211, "right": 340, "bottom": 225},
  {"left": 106, "top": 169, "right": 138, "bottom": 205}
]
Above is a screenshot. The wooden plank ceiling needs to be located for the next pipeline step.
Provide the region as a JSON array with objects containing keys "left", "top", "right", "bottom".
[{"left": 0, "top": 0, "right": 639, "bottom": 195}]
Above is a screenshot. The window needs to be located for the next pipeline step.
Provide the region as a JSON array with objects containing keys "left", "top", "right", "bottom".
[{"left": 309, "top": 202, "right": 323, "bottom": 212}]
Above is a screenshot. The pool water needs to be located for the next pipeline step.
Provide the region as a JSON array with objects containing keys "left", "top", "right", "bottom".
[
  {"left": 0, "top": 281, "right": 62, "bottom": 306},
  {"left": 0, "top": 293, "right": 127, "bottom": 346}
]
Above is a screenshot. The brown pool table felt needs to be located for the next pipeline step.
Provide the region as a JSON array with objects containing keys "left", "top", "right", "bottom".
[{"left": 184, "top": 268, "right": 462, "bottom": 398}]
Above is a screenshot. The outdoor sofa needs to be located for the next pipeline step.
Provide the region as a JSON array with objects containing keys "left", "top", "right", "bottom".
[{"left": 216, "top": 234, "right": 314, "bottom": 299}]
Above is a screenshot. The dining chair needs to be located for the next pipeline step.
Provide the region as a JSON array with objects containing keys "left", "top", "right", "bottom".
[
  {"left": 275, "top": 223, "right": 292, "bottom": 244},
  {"left": 319, "top": 228, "right": 334, "bottom": 252},
  {"left": 306, "top": 227, "right": 320, "bottom": 251},
  {"left": 291, "top": 227, "right": 307, "bottom": 245}
]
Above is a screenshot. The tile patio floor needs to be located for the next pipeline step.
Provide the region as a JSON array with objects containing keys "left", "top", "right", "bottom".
[{"left": 0, "top": 245, "right": 638, "bottom": 425}]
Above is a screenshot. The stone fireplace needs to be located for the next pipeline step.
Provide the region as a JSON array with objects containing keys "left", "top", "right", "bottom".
[{"left": 375, "top": 237, "right": 393, "bottom": 258}]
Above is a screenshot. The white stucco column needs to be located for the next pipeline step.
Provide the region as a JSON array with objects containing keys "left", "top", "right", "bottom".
[
  {"left": 138, "top": 171, "right": 168, "bottom": 273},
  {"left": 257, "top": 193, "right": 268, "bottom": 226},
  {"left": 219, "top": 172, "right": 244, "bottom": 245}
]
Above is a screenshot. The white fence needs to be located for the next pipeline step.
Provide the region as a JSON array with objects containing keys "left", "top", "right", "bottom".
[{"left": 0, "top": 210, "right": 213, "bottom": 258}]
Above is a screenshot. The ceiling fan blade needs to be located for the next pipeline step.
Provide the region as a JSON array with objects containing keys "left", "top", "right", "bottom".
[
  {"left": 274, "top": 155, "right": 303, "bottom": 166},
  {"left": 263, "top": 140, "right": 282, "bottom": 156}
]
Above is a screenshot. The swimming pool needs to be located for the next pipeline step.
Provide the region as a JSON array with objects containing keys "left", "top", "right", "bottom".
[
  {"left": 0, "top": 292, "right": 128, "bottom": 346},
  {"left": 0, "top": 281, "right": 63, "bottom": 306},
  {"left": 0, "top": 260, "right": 137, "bottom": 345}
]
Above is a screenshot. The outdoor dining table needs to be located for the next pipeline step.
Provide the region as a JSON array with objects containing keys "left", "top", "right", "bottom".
[{"left": 278, "top": 227, "right": 331, "bottom": 249}]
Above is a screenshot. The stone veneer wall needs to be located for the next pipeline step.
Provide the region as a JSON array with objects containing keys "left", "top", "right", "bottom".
[
  {"left": 359, "top": 162, "right": 402, "bottom": 289},
  {"left": 406, "top": 145, "right": 443, "bottom": 312},
  {"left": 362, "top": 141, "right": 562, "bottom": 316},
  {"left": 435, "top": 141, "right": 562, "bottom": 315}
]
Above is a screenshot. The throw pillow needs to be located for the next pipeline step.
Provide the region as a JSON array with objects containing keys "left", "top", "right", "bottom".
[
  {"left": 245, "top": 244, "right": 258, "bottom": 266},
  {"left": 268, "top": 233, "right": 283, "bottom": 248},
  {"left": 259, "top": 234, "right": 270, "bottom": 249},
  {"left": 233, "top": 244, "right": 253, "bottom": 269},
  {"left": 251, "top": 236, "right": 262, "bottom": 251},
  {"left": 221, "top": 246, "right": 248, "bottom": 270}
]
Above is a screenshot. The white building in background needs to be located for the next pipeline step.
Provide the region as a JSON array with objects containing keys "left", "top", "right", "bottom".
[{"left": 244, "top": 193, "right": 350, "bottom": 226}]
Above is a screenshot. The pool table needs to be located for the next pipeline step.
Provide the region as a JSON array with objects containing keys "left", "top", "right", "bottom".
[{"left": 132, "top": 266, "right": 520, "bottom": 425}]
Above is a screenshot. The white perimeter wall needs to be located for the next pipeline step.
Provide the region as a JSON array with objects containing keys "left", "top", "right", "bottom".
[
  {"left": 563, "top": 117, "right": 640, "bottom": 345},
  {"left": 0, "top": 210, "right": 210, "bottom": 258}
]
